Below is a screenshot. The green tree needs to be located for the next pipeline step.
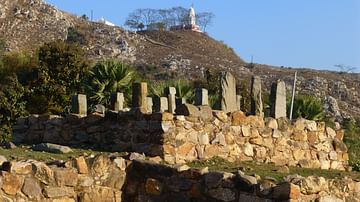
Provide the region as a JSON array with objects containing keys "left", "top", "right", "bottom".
[
  {"left": 28, "top": 40, "right": 89, "bottom": 114},
  {"left": 84, "top": 60, "right": 136, "bottom": 107},
  {"left": 289, "top": 95, "right": 324, "bottom": 121}
]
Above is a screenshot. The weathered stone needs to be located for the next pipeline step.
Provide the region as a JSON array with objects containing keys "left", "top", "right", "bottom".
[
  {"left": 80, "top": 186, "right": 115, "bottom": 202},
  {"left": 198, "top": 106, "right": 213, "bottom": 122},
  {"left": 320, "top": 160, "right": 331, "bottom": 170},
  {"left": 22, "top": 177, "right": 43, "bottom": 200},
  {"left": 154, "top": 96, "right": 169, "bottom": 113},
  {"left": 78, "top": 176, "right": 94, "bottom": 187},
  {"left": 208, "top": 187, "right": 235, "bottom": 202},
  {"left": 336, "top": 130, "right": 344, "bottom": 140},
  {"left": 272, "top": 182, "right": 300, "bottom": 200},
  {"left": 113, "top": 157, "right": 127, "bottom": 171},
  {"left": 10, "top": 161, "right": 32, "bottom": 175},
  {"left": 220, "top": 72, "right": 237, "bottom": 113},
  {"left": 326, "top": 127, "right": 336, "bottom": 138},
  {"left": 213, "top": 110, "right": 228, "bottom": 122},
  {"left": 316, "top": 195, "right": 343, "bottom": 202},
  {"left": 265, "top": 117, "right": 278, "bottom": 129},
  {"left": 94, "top": 104, "right": 105, "bottom": 115},
  {"left": 329, "top": 151, "right": 338, "bottom": 160},
  {"left": 72, "top": 94, "right": 87, "bottom": 116},
  {"left": 250, "top": 76, "right": 264, "bottom": 117},
  {"left": 1, "top": 172, "right": 24, "bottom": 195},
  {"left": 0, "top": 155, "right": 7, "bottom": 167},
  {"left": 242, "top": 125, "right": 251, "bottom": 137},
  {"left": 145, "top": 178, "right": 162, "bottom": 195},
  {"left": 307, "top": 131, "right": 319, "bottom": 144},
  {"left": 75, "top": 156, "right": 89, "bottom": 174},
  {"left": 91, "top": 155, "right": 111, "bottom": 176},
  {"left": 44, "top": 186, "right": 75, "bottom": 198},
  {"left": 32, "top": 143, "right": 73, "bottom": 154},
  {"left": 53, "top": 168, "right": 78, "bottom": 187},
  {"left": 195, "top": 88, "right": 208, "bottom": 106},
  {"left": 110, "top": 92, "right": 124, "bottom": 111},
  {"left": 305, "top": 120, "right": 317, "bottom": 131},
  {"left": 243, "top": 143, "right": 254, "bottom": 157},
  {"left": 175, "top": 103, "right": 200, "bottom": 117},
  {"left": 299, "top": 176, "right": 328, "bottom": 194},
  {"left": 333, "top": 139, "right": 348, "bottom": 152},
  {"left": 129, "top": 152, "right": 146, "bottom": 161},
  {"left": 204, "top": 172, "right": 224, "bottom": 188},
  {"left": 236, "top": 94, "right": 242, "bottom": 111},
  {"left": 270, "top": 80, "right": 287, "bottom": 119},
  {"left": 146, "top": 97, "right": 153, "bottom": 113},
  {"left": 231, "top": 111, "right": 246, "bottom": 125},
  {"left": 198, "top": 133, "right": 209, "bottom": 145},
  {"left": 293, "top": 130, "right": 307, "bottom": 141},
  {"left": 277, "top": 165, "right": 290, "bottom": 174},
  {"left": 167, "top": 87, "right": 176, "bottom": 114},
  {"left": 132, "top": 82, "right": 148, "bottom": 112},
  {"left": 32, "top": 161, "right": 54, "bottom": 185}
]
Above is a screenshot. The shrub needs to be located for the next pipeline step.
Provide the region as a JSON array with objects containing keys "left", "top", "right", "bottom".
[
  {"left": 288, "top": 95, "right": 324, "bottom": 121},
  {"left": 84, "top": 60, "right": 136, "bottom": 107}
]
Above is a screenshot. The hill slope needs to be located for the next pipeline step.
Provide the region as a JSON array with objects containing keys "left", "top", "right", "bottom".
[{"left": 0, "top": 0, "right": 359, "bottom": 119}]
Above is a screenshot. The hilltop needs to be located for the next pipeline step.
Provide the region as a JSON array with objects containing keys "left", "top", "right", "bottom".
[{"left": 0, "top": 0, "right": 359, "bottom": 119}]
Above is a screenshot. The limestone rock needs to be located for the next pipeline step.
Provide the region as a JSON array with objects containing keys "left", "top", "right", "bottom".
[
  {"left": 243, "top": 143, "right": 254, "bottom": 157},
  {"left": 175, "top": 103, "right": 200, "bottom": 117},
  {"left": 250, "top": 76, "right": 264, "bottom": 117},
  {"left": 231, "top": 111, "right": 246, "bottom": 125},
  {"left": 220, "top": 72, "right": 237, "bottom": 113},
  {"left": 10, "top": 160, "right": 32, "bottom": 175},
  {"left": 21, "top": 177, "right": 43, "bottom": 200},
  {"left": 0, "top": 155, "right": 7, "bottom": 167},
  {"left": 198, "top": 105, "right": 213, "bottom": 122},
  {"left": 208, "top": 187, "right": 235, "bottom": 202},
  {"left": 75, "top": 156, "right": 89, "bottom": 174},
  {"left": 32, "top": 143, "right": 73, "bottom": 154},
  {"left": 1, "top": 172, "right": 24, "bottom": 195},
  {"left": 53, "top": 168, "right": 78, "bottom": 187},
  {"left": 272, "top": 182, "right": 300, "bottom": 200},
  {"left": 44, "top": 186, "right": 75, "bottom": 198}
]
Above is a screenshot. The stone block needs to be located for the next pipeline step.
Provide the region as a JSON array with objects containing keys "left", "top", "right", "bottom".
[
  {"left": 220, "top": 72, "right": 237, "bottom": 113},
  {"left": 270, "top": 79, "right": 287, "bottom": 118},
  {"left": 251, "top": 76, "right": 264, "bottom": 117},
  {"left": 132, "top": 82, "right": 148, "bottom": 112},
  {"left": 110, "top": 92, "right": 124, "bottom": 111},
  {"left": 195, "top": 88, "right": 209, "bottom": 106},
  {"left": 72, "top": 94, "right": 87, "bottom": 116}
]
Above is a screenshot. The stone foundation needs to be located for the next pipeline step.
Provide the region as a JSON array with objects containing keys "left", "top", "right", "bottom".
[{"left": 13, "top": 109, "right": 349, "bottom": 170}]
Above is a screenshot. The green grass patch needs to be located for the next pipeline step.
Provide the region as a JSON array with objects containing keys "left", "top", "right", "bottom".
[
  {"left": 188, "top": 157, "right": 360, "bottom": 182},
  {"left": 0, "top": 146, "right": 108, "bottom": 163}
]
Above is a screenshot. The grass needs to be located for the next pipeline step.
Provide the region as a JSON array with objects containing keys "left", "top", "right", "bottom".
[
  {"left": 0, "top": 146, "right": 109, "bottom": 163},
  {"left": 188, "top": 157, "right": 360, "bottom": 182}
]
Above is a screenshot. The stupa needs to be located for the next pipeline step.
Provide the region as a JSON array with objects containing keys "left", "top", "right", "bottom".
[{"left": 170, "top": 7, "right": 202, "bottom": 32}]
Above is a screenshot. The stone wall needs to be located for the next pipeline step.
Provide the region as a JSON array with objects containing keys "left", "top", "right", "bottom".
[
  {"left": 0, "top": 154, "right": 126, "bottom": 202},
  {"left": 0, "top": 156, "right": 358, "bottom": 202},
  {"left": 123, "top": 160, "right": 360, "bottom": 202},
  {"left": 13, "top": 107, "right": 349, "bottom": 170}
]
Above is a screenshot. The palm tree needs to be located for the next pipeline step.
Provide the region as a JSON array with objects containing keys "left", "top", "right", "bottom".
[{"left": 84, "top": 60, "right": 136, "bottom": 106}]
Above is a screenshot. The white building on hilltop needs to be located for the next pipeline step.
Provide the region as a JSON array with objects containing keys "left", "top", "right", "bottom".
[
  {"left": 170, "top": 7, "right": 201, "bottom": 32},
  {"left": 98, "top": 17, "right": 115, "bottom": 27}
]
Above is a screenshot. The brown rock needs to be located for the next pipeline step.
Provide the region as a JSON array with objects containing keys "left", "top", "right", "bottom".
[
  {"left": 241, "top": 125, "right": 251, "bottom": 137},
  {"left": 326, "top": 127, "right": 336, "bottom": 138},
  {"left": 231, "top": 111, "right": 246, "bottom": 125},
  {"left": 80, "top": 186, "right": 115, "bottom": 202},
  {"left": 208, "top": 187, "right": 235, "bottom": 202},
  {"left": 336, "top": 130, "right": 344, "bottom": 140},
  {"left": 307, "top": 131, "right": 319, "bottom": 144},
  {"left": 145, "top": 178, "right": 162, "bottom": 195},
  {"left": 10, "top": 161, "right": 32, "bottom": 175},
  {"left": 33, "top": 161, "right": 54, "bottom": 185},
  {"left": 272, "top": 182, "right": 300, "bottom": 200},
  {"left": 244, "top": 115, "right": 265, "bottom": 128},
  {"left": 163, "top": 144, "right": 176, "bottom": 155},
  {"left": 198, "top": 106, "right": 214, "bottom": 122},
  {"left": 22, "top": 177, "right": 43, "bottom": 200},
  {"left": 53, "top": 168, "right": 78, "bottom": 187},
  {"left": 277, "top": 117, "right": 289, "bottom": 131},
  {"left": 333, "top": 139, "right": 348, "bottom": 152},
  {"left": 177, "top": 142, "right": 194, "bottom": 157},
  {"left": 175, "top": 104, "right": 200, "bottom": 117},
  {"left": 75, "top": 156, "right": 89, "bottom": 174},
  {"left": 265, "top": 117, "right": 278, "bottom": 129},
  {"left": 105, "top": 168, "right": 125, "bottom": 189},
  {"left": 52, "top": 198, "right": 76, "bottom": 202},
  {"left": 277, "top": 165, "right": 290, "bottom": 174},
  {"left": 44, "top": 186, "right": 76, "bottom": 198},
  {"left": 213, "top": 110, "right": 228, "bottom": 122},
  {"left": 1, "top": 172, "right": 24, "bottom": 195},
  {"left": 91, "top": 154, "right": 111, "bottom": 176},
  {"left": 162, "top": 112, "right": 174, "bottom": 121},
  {"left": 293, "top": 130, "right": 307, "bottom": 141}
]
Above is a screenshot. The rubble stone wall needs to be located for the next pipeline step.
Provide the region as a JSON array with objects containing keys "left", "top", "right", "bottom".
[
  {"left": 123, "top": 160, "right": 360, "bottom": 202},
  {"left": 13, "top": 109, "right": 349, "bottom": 170},
  {"left": 0, "top": 155, "right": 126, "bottom": 202}
]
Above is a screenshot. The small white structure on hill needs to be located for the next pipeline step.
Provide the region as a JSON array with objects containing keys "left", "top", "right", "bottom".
[
  {"left": 98, "top": 17, "right": 115, "bottom": 27},
  {"left": 170, "top": 7, "right": 201, "bottom": 32}
]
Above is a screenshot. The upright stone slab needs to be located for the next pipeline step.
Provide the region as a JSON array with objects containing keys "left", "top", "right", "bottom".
[
  {"left": 72, "top": 94, "right": 87, "bottom": 116},
  {"left": 110, "top": 92, "right": 124, "bottom": 111},
  {"left": 270, "top": 79, "right": 287, "bottom": 118},
  {"left": 236, "top": 95, "right": 242, "bottom": 111},
  {"left": 195, "top": 88, "right": 209, "bottom": 106},
  {"left": 251, "top": 76, "right": 264, "bottom": 117},
  {"left": 132, "top": 82, "right": 148, "bottom": 112},
  {"left": 167, "top": 87, "right": 176, "bottom": 114},
  {"left": 147, "top": 97, "right": 153, "bottom": 113},
  {"left": 153, "top": 97, "right": 169, "bottom": 113},
  {"left": 176, "top": 98, "right": 186, "bottom": 108},
  {"left": 220, "top": 72, "right": 237, "bottom": 113}
]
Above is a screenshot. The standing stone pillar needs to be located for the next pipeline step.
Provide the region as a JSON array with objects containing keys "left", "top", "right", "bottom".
[
  {"left": 154, "top": 97, "right": 169, "bottom": 113},
  {"left": 110, "top": 92, "right": 124, "bottom": 111},
  {"left": 220, "top": 72, "right": 237, "bottom": 113},
  {"left": 236, "top": 95, "right": 242, "bottom": 111},
  {"left": 167, "top": 87, "right": 176, "bottom": 114},
  {"left": 132, "top": 82, "right": 148, "bottom": 112},
  {"left": 147, "top": 97, "right": 153, "bottom": 113},
  {"left": 72, "top": 94, "right": 87, "bottom": 116},
  {"left": 270, "top": 79, "right": 287, "bottom": 118},
  {"left": 251, "top": 76, "right": 264, "bottom": 117},
  {"left": 195, "top": 88, "right": 209, "bottom": 106}
]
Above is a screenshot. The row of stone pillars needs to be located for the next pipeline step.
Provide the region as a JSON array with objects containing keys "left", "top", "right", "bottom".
[{"left": 72, "top": 72, "right": 287, "bottom": 119}]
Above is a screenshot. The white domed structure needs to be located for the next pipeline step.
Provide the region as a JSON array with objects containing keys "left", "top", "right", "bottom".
[
  {"left": 188, "top": 7, "right": 196, "bottom": 26},
  {"left": 170, "top": 6, "right": 201, "bottom": 32}
]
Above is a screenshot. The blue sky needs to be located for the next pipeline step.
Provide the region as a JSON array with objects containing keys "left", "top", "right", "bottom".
[{"left": 45, "top": 0, "right": 360, "bottom": 72}]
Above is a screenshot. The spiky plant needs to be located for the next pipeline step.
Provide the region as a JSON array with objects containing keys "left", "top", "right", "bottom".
[
  {"left": 172, "top": 80, "right": 195, "bottom": 103},
  {"left": 290, "top": 95, "right": 324, "bottom": 121},
  {"left": 84, "top": 60, "right": 136, "bottom": 106}
]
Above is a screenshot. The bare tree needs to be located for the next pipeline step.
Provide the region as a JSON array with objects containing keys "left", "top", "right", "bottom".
[
  {"left": 335, "top": 64, "right": 357, "bottom": 74},
  {"left": 196, "top": 12, "right": 215, "bottom": 32},
  {"left": 124, "top": 6, "right": 215, "bottom": 32}
]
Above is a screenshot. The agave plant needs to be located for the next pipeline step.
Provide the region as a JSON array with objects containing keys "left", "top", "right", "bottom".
[
  {"left": 172, "top": 80, "right": 194, "bottom": 103},
  {"left": 290, "top": 95, "right": 324, "bottom": 121},
  {"left": 84, "top": 60, "right": 136, "bottom": 106}
]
